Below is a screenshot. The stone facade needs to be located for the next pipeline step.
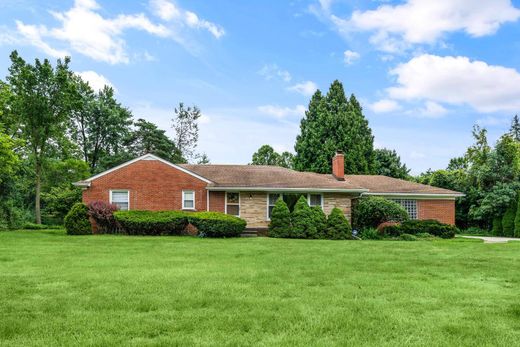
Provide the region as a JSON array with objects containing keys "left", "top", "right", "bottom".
[
  {"left": 323, "top": 193, "right": 353, "bottom": 220},
  {"left": 238, "top": 192, "right": 269, "bottom": 228}
]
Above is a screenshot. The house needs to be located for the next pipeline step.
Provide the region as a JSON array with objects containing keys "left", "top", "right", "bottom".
[{"left": 73, "top": 152, "right": 463, "bottom": 229}]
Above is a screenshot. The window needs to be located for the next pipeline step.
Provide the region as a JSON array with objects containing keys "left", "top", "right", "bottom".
[
  {"left": 390, "top": 199, "right": 417, "bottom": 219},
  {"left": 308, "top": 194, "right": 323, "bottom": 207},
  {"left": 268, "top": 193, "right": 281, "bottom": 219},
  {"left": 226, "top": 192, "right": 240, "bottom": 216},
  {"left": 110, "top": 190, "right": 129, "bottom": 211},
  {"left": 182, "top": 190, "right": 195, "bottom": 209},
  {"left": 267, "top": 193, "right": 323, "bottom": 219}
]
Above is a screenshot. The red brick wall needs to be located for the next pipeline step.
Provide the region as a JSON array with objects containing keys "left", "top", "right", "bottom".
[
  {"left": 82, "top": 159, "right": 208, "bottom": 211},
  {"left": 208, "top": 191, "right": 225, "bottom": 213},
  {"left": 418, "top": 200, "right": 455, "bottom": 225}
]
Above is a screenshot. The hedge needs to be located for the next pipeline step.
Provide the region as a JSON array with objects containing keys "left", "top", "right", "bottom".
[
  {"left": 381, "top": 219, "right": 458, "bottom": 239},
  {"left": 492, "top": 216, "right": 503, "bottom": 236},
  {"left": 64, "top": 203, "right": 91, "bottom": 235},
  {"left": 352, "top": 197, "right": 409, "bottom": 230},
  {"left": 502, "top": 199, "right": 517, "bottom": 237},
  {"left": 113, "top": 210, "right": 246, "bottom": 237}
]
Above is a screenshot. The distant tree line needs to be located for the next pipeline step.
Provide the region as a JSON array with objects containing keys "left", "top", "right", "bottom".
[{"left": 0, "top": 51, "right": 207, "bottom": 227}]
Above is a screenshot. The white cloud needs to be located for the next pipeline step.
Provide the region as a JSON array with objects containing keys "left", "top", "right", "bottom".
[
  {"left": 417, "top": 101, "right": 447, "bottom": 118},
  {"left": 388, "top": 54, "right": 520, "bottom": 113},
  {"left": 77, "top": 70, "right": 115, "bottom": 92},
  {"left": 14, "top": 0, "right": 224, "bottom": 64},
  {"left": 258, "top": 64, "right": 292, "bottom": 82},
  {"left": 370, "top": 99, "right": 400, "bottom": 113},
  {"left": 410, "top": 151, "right": 426, "bottom": 159},
  {"left": 287, "top": 81, "right": 318, "bottom": 96},
  {"left": 150, "top": 0, "right": 225, "bottom": 38},
  {"left": 318, "top": 0, "right": 520, "bottom": 52},
  {"left": 258, "top": 104, "right": 306, "bottom": 118},
  {"left": 476, "top": 116, "right": 510, "bottom": 127},
  {"left": 343, "top": 50, "right": 360, "bottom": 65}
]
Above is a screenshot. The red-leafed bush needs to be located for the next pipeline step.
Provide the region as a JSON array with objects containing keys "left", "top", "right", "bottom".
[{"left": 87, "top": 201, "right": 119, "bottom": 234}]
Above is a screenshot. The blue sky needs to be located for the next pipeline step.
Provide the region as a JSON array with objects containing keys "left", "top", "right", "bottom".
[{"left": 1, "top": 0, "right": 520, "bottom": 173}]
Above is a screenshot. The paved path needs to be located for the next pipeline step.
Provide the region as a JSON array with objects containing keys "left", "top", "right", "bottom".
[{"left": 461, "top": 236, "right": 520, "bottom": 243}]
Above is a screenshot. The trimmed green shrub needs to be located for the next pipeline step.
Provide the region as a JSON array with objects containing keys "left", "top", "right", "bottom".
[
  {"left": 416, "top": 232, "right": 434, "bottom": 239},
  {"left": 325, "top": 207, "right": 351, "bottom": 240},
  {"left": 463, "top": 227, "right": 491, "bottom": 236},
  {"left": 380, "top": 224, "right": 402, "bottom": 237},
  {"left": 311, "top": 206, "right": 327, "bottom": 237},
  {"left": 268, "top": 198, "right": 292, "bottom": 238},
  {"left": 400, "top": 233, "right": 417, "bottom": 241},
  {"left": 113, "top": 210, "right": 188, "bottom": 236},
  {"left": 359, "top": 228, "right": 382, "bottom": 240},
  {"left": 113, "top": 210, "right": 246, "bottom": 237},
  {"left": 352, "top": 197, "right": 409, "bottom": 230},
  {"left": 492, "top": 216, "right": 503, "bottom": 236},
  {"left": 291, "top": 196, "right": 317, "bottom": 238},
  {"left": 515, "top": 193, "right": 520, "bottom": 238},
  {"left": 398, "top": 219, "right": 458, "bottom": 239},
  {"left": 502, "top": 199, "right": 517, "bottom": 237},
  {"left": 23, "top": 222, "right": 49, "bottom": 230},
  {"left": 64, "top": 203, "right": 91, "bottom": 235},
  {"left": 188, "top": 212, "right": 246, "bottom": 237}
]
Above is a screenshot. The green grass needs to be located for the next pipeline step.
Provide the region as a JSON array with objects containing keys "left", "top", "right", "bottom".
[{"left": 1, "top": 231, "right": 519, "bottom": 346}]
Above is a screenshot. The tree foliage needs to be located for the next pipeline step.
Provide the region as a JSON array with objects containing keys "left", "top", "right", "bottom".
[
  {"left": 291, "top": 196, "right": 317, "bottom": 238},
  {"left": 293, "top": 80, "right": 375, "bottom": 174},
  {"left": 374, "top": 148, "right": 410, "bottom": 179},
  {"left": 268, "top": 198, "right": 292, "bottom": 238},
  {"left": 172, "top": 102, "right": 201, "bottom": 162},
  {"left": 251, "top": 144, "right": 294, "bottom": 168}
]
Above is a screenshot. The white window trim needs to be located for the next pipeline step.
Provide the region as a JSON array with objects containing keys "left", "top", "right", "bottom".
[
  {"left": 266, "top": 192, "right": 324, "bottom": 221},
  {"left": 109, "top": 190, "right": 130, "bottom": 210},
  {"left": 225, "top": 192, "right": 241, "bottom": 217},
  {"left": 182, "top": 190, "right": 196, "bottom": 210}
]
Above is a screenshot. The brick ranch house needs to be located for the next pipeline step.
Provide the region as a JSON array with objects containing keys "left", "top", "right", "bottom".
[{"left": 73, "top": 152, "right": 463, "bottom": 229}]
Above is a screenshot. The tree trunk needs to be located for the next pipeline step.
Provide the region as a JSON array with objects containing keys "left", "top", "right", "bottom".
[{"left": 35, "top": 159, "right": 42, "bottom": 224}]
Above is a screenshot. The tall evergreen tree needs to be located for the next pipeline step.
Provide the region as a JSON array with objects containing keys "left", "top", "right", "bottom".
[
  {"left": 172, "top": 102, "right": 201, "bottom": 162},
  {"left": 510, "top": 115, "right": 520, "bottom": 142},
  {"left": 374, "top": 148, "right": 410, "bottom": 179},
  {"left": 293, "top": 80, "right": 376, "bottom": 174}
]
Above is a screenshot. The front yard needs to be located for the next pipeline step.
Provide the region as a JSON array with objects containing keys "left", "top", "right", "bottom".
[{"left": 1, "top": 231, "right": 519, "bottom": 346}]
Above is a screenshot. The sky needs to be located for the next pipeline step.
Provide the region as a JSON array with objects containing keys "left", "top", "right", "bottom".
[{"left": 1, "top": 0, "right": 520, "bottom": 174}]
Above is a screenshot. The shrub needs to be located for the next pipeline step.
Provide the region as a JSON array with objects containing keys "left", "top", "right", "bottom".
[
  {"left": 398, "top": 219, "right": 458, "bottom": 239},
  {"left": 311, "top": 206, "right": 327, "bottom": 238},
  {"left": 400, "top": 233, "right": 417, "bottom": 241},
  {"left": 188, "top": 212, "right": 246, "bottom": 237},
  {"left": 416, "top": 232, "right": 433, "bottom": 239},
  {"left": 325, "top": 207, "right": 351, "bottom": 240},
  {"left": 502, "top": 199, "right": 517, "bottom": 237},
  {"left": 463, "top": 227, "right": 491, "bottom": 236},
  {"left": 359, "top": 228, "right": 382, "bottom": 240},
  {"left": 114, "top": 210, "right": 188, "bottom": 236},
  {"left": 492, "top": 216, "right": 503, "bottom": 236},
  {"left": 291, "top": 196, "right": 317, "bottom": 238},
  {"left": 113, "top": 210, "right": 246, "bottom": 237},
  {"left": 88, "top": 201, "right": 119, "bottom": 234},
  {"left": 64, "top": 203, "right": 91, "bottom": 235},
  {"left": 352, "top": 197, "right": 409, "bottom": 230},
  {"left": 268, "top": 198, "right": 292, "bottom": 238},
  {"left": 23, "top": 222, "right": 49, "bottom": 230},
  {"left": 515, "top": 193, "right": 520, "bottom": 238}
]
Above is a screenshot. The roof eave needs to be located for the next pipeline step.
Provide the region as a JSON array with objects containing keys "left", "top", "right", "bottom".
[
  {"left": 73, "top": 181, "right": 91, "bottom": 188},
  {"left": 206, "top": 186, "right": 368, "bottom": 193},
  {"left": 361, "top": 192, "right": 465, "bottom": 199}
]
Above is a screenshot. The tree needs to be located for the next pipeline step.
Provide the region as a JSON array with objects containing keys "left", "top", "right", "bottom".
[
  {"left": 172, "top": 102, "right": 201, "bottom": 162},
  {"left": 492, "top": 216, "right": 503, "bottom": 236},
  {"left": 374, "top": 148, "right": 410, "bottom": 179},
  {"left": 70, "top": 81, "right": 133, "bottom": 172},
  {"left": 7, "top": 51, "right": 77, "bottom": 223},
  {"left": 268, "top": 198, "right": 292, "bottom": 238},
  {"left": 0, "top": 126, "right": 18, "bottom": 186},
  {"left": 293, "top": 80, "right": 375, "bottom": 174},
  {"left": 196, "top": 153, "right": 210, "bottom": 164},
  {"left": 250, "top": 144, "right": 294, "bottom": 168},
  {"left": 510, "top": 115, "right": 520, "bottom": 142},
  {"left": 125, "top": 118, "right": 183, "bottom": 163}
]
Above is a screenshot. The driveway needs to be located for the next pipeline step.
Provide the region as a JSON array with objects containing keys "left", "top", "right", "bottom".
[{"left": 460, "top": 236, "right": 520, "bottom": 243}]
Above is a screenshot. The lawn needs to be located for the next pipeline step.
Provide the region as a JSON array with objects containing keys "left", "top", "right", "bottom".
[{"left": 1, "top": 231, "right": 519, "bottom": 346}]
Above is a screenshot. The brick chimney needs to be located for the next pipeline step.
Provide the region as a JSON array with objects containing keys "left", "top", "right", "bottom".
[{"left": 332, "top": 151, "right": 345, "bottom": 181}]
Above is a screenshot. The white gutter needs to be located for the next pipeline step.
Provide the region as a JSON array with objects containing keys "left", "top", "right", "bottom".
[
  {"left": 361, "top": 192, "right": 465, "bottom": 199},
  {"left": 73, "top": 181, "right": 91, "bottom": 188},
  {"left": 206, "top": 186, "right": 368, "bottom": 193}
]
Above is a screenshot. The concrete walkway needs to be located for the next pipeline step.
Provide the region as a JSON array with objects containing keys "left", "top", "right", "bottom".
[{"left": 461, "top": 236, "right": 520, "bottom": 243}]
